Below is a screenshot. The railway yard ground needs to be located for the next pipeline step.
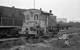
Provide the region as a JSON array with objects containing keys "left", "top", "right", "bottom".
[{"left": 0, "top": 33, "right": 80, "bottom": 50}]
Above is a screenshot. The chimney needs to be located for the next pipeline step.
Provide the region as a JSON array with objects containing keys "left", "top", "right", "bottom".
[{"left": 49, "top": 10, "right": 52, "bottom": 14}]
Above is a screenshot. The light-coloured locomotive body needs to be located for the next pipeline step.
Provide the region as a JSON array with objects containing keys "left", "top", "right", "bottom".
[
  {"left": 20, "top": 9, "right": 57, "bottom": 38},
  {"left": 21, "top": 9, "right": 47, "bottom": 35}
]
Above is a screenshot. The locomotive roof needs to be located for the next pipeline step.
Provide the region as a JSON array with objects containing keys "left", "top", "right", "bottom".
[
  {"left": 0, "top": 6, "right": 26, "bottom": 17},
  {"left": 0, "top": 6, "right": 26, "bottom": 11},
  {"left": 0, "top": 6, "right": 54, "bottom": 17},
  {"left": 25, "top": 9, "right": 53, "bottom": 15}
]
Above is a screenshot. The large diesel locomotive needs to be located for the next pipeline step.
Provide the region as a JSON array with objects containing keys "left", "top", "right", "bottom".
[{"left": 0, "top": 6, "right": 57, "bottom": 38}]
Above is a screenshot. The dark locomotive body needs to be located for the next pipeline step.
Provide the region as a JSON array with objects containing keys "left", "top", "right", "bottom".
[
  {"left": 0, "top": 6, "right": 25, "bottom": 38},
  {"left": 0, "top": 6, "right": 57, "bottom": 38}
]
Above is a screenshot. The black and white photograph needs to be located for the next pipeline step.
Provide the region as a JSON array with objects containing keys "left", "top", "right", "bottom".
[{"left": 0, "top": 0, "right": 80, "bottom": 50}]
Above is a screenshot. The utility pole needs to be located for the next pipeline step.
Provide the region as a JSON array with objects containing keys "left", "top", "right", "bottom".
[{"left": 34, "top": 0, "right": 35, "bottom": 9}]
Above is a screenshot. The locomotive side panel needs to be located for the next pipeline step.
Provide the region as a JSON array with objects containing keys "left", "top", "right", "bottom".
[{"left": 0, "top": 6, "right": 25, "bottom": 27}]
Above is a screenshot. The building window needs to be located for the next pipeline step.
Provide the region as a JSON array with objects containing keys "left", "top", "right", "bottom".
[{"left": 34, "top": 14, "right": 38, "bottom": 20}]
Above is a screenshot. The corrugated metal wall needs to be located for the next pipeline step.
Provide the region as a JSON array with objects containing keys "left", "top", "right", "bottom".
[
  {"left": 0, "top": 6, "right": 25, "bottom": 27},
  {"left": 0, "top": 16, "right": 24, "bottom": 26}
]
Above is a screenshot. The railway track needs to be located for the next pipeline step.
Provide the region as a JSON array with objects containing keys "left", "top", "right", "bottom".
[{"left": 0, "top": 37, "right": 27, "bottom": 41}]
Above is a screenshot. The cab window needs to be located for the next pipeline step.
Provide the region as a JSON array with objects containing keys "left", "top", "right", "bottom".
[{"left": 34, "top": 14, "right": 38, "bottom": 20}]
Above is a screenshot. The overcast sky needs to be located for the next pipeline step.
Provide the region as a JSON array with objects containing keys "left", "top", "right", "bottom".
[{"left": 0, "top": 0, "right": 80, "bottom": 22}]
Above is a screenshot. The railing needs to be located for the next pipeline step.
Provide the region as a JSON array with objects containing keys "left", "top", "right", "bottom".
[{"left": 0, "top": 16, "right": 23, "bottom": 26}]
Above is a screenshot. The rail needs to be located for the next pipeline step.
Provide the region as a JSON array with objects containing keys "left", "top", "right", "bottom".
[
  {"left": 0, "top": 37, "right": 26, "bottom": 41},
  {"left": 0, "top": 38, "right": 19, "bottom": 41}
]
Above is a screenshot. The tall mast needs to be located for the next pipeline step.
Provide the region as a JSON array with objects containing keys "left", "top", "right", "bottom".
[{"left": 34, "top": 0, "right": 35, "bottom": 9}]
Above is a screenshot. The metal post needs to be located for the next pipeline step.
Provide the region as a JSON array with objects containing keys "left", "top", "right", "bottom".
[{"left": 34, "top": 0, "right": 35, "bottom": 9}]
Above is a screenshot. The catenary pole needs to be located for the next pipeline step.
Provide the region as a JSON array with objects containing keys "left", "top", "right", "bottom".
[{"left": 34, "top": 0, "right": 35, "bottom": 9}]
